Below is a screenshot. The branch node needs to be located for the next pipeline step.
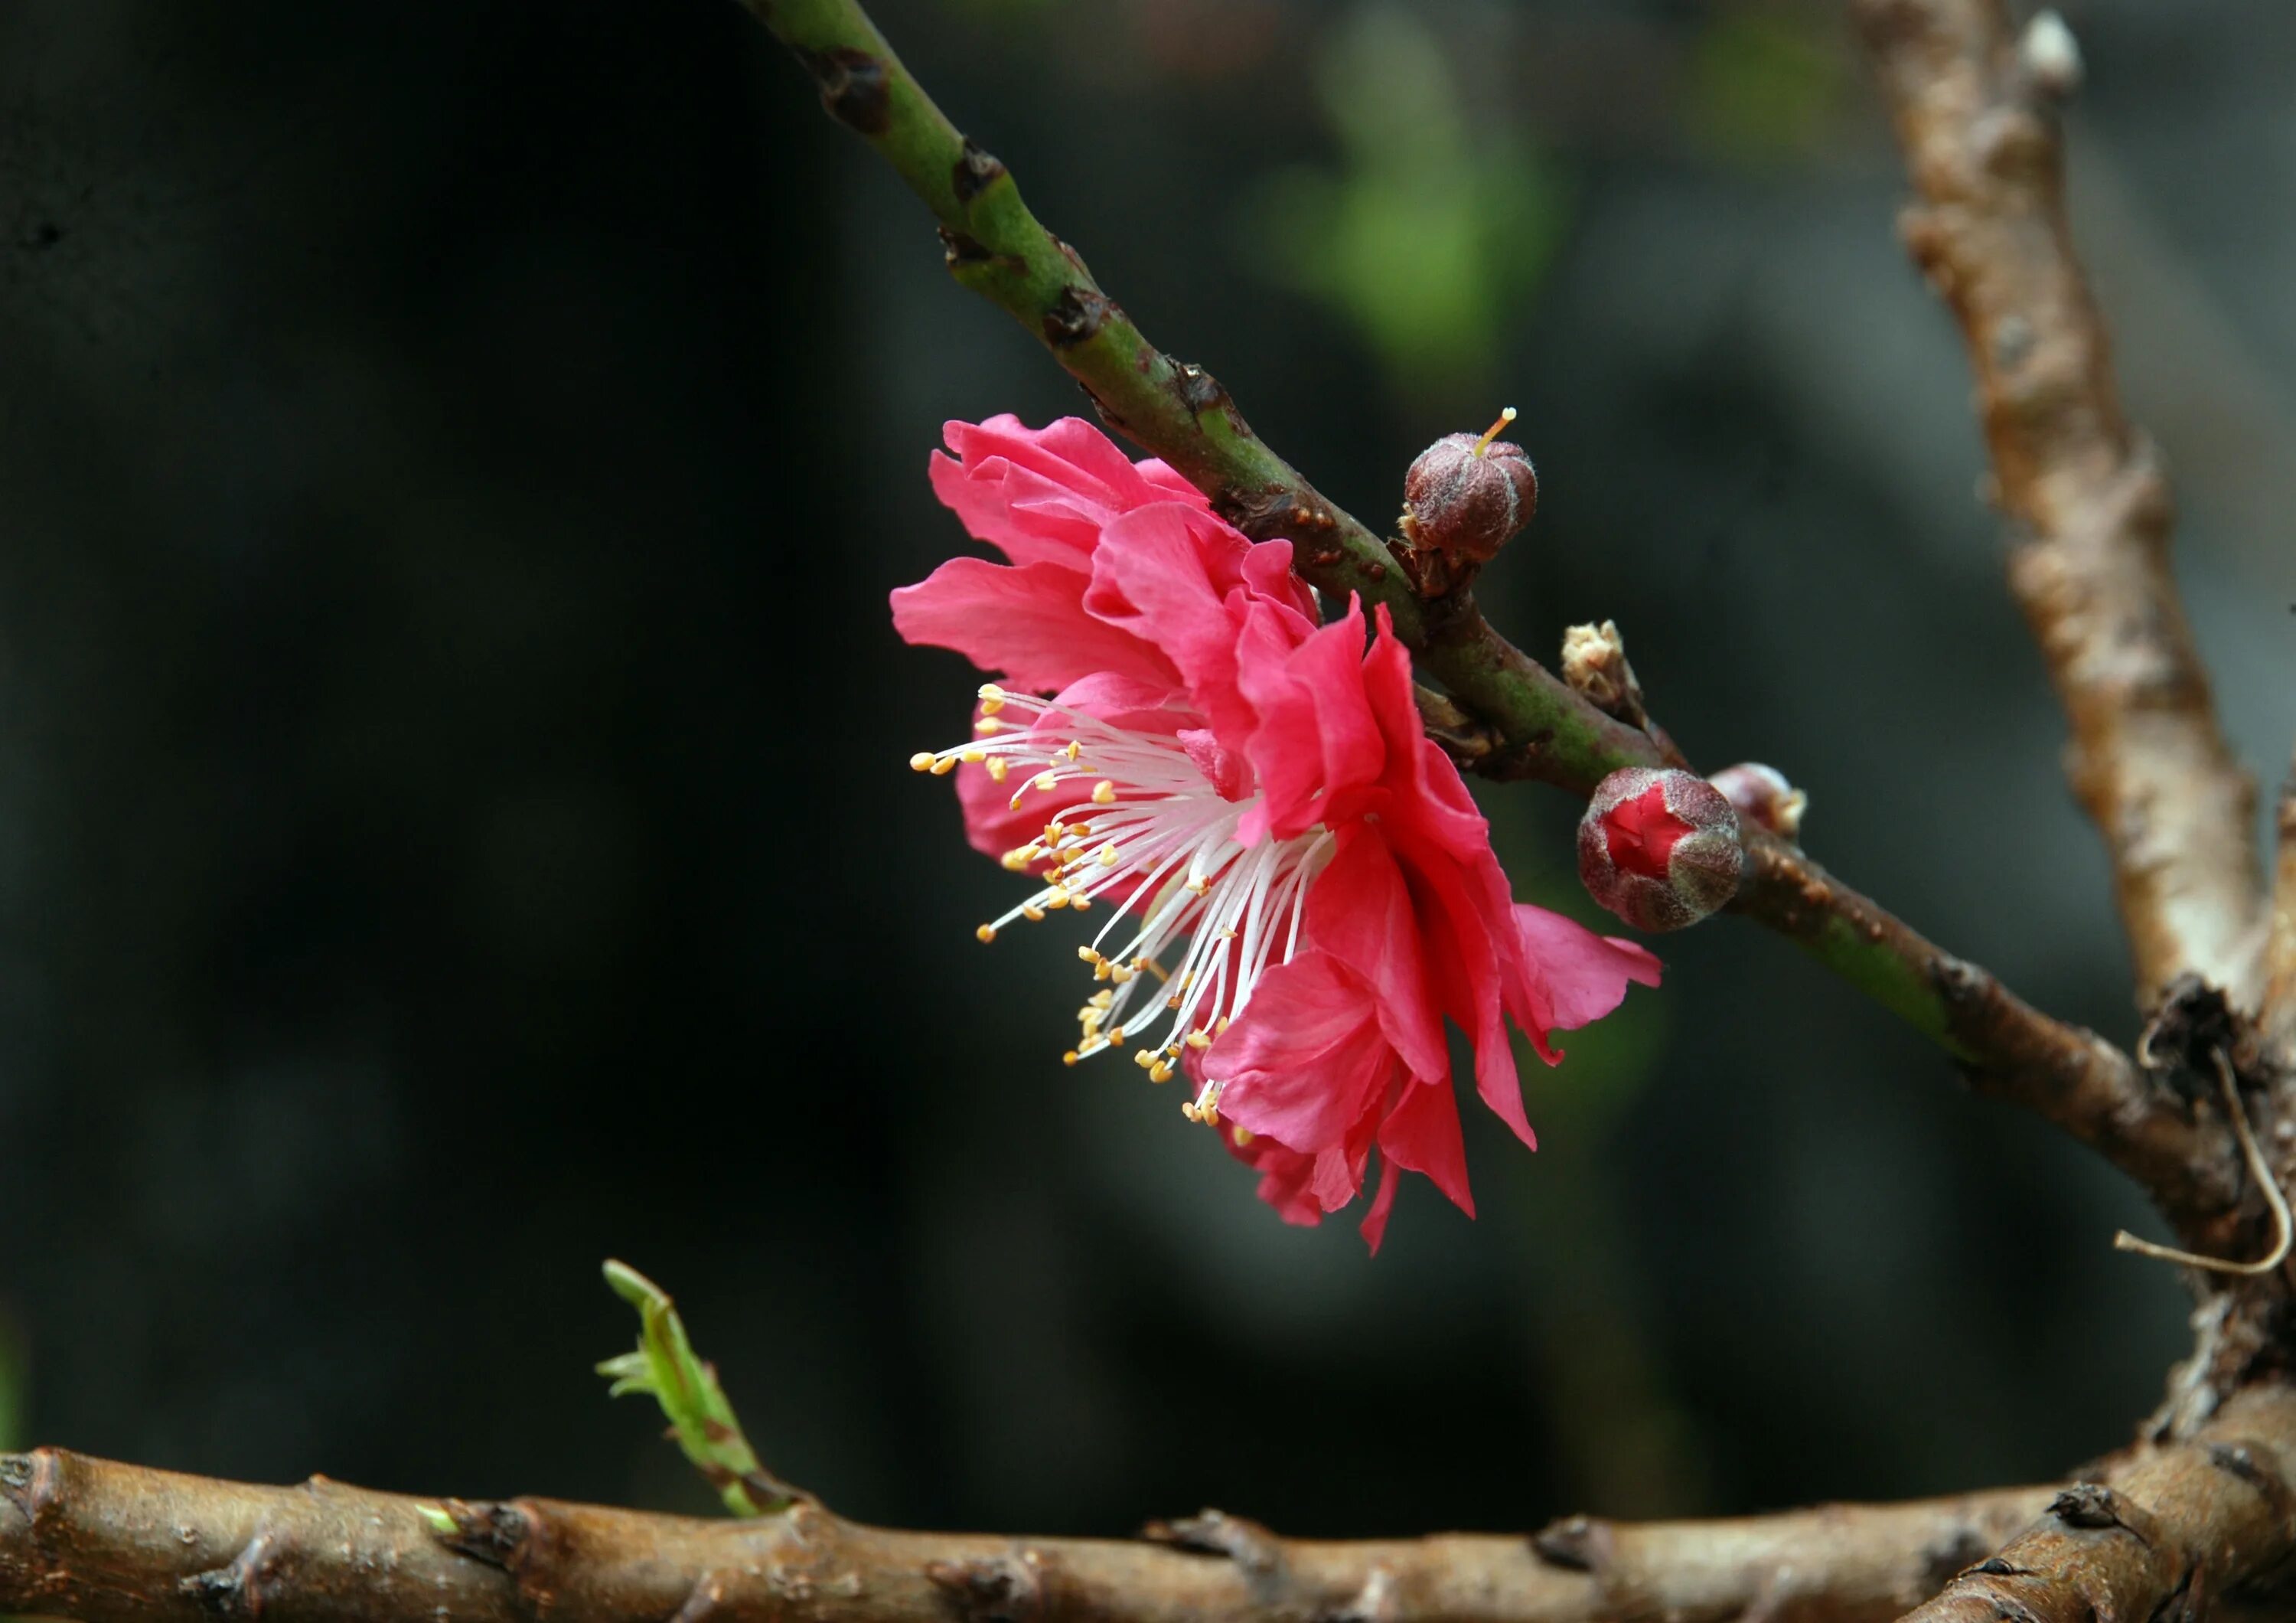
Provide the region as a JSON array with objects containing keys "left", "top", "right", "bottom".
[
  {"left": 1529, "top": 1514, "right": 1612, "bottom": 1573},
  {"left": 1139, "top": 1510, "right": 1282, "bottom": 1578},
  {"left": 794, "top": 47, "right": 891, "bottom": 136},
  {"left": 925, "top": 1552, "right": 1047, "bottom": 1623}
]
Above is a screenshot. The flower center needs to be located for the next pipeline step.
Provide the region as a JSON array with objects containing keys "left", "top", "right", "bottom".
[{"left": 913, "top": 684, "right": 1334, "bottom": 1123}]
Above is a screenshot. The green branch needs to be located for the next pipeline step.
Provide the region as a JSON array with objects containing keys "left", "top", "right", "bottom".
[
  {"left": 742, "top": 0, "right": 1657, "bottom": 792},
  {"left": 730, "top": 0, "right": 2232, "bottom": 1219}
]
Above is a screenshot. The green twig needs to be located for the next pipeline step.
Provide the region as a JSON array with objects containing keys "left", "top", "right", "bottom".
[
  {"left": 597, "top": 1260, "right": 804, "bottom": 1517},
  {"left": 740, "top": 0, "right": 1658, "bottom": 794}
]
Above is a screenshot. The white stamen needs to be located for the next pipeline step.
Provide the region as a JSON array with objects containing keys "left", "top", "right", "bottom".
[{"left": 913, "top": 688, "right": 1332, "bottom": 1099}]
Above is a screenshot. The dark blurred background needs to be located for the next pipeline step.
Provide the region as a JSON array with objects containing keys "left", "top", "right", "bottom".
[{"left": 1, "top": 0, "right": 2291, "bottom": 1537}]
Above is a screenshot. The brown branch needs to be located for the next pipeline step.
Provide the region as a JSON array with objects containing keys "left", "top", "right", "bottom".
[
  {"left": 1733, "top": 830, "right": 2242, "bottom": 1239},
  {"left": 2267, "top": 763, "right": 2296, "bottom": 1060},
  {"left": 0, "top": 1448, "right": 2062, "bottom": 1623},
  {"left": 1898, "top": 1382, "right": 2296, "bottom": 1622},
  {"left": 1855, "top": 0, "right": 2265, "bottom": 1011}
]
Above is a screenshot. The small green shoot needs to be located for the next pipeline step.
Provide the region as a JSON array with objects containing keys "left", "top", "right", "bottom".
[{"left": 597, "top": 1260, "right": 797, "bottom": 1516}]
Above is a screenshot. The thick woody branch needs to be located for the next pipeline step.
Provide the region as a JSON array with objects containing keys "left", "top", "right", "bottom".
[
  {"left": 1855, "top": 0, "right": 2265, "bottom": 1010},
  {"left": 1899, "top": 1383, "right": 2296, "bottom": 1622},
  {"left": 739, "top": 0, "right": 2229, "bottom": 1216},
  {"left": 0, "top": 1448, "right": 2059, "bottom": 1623}
]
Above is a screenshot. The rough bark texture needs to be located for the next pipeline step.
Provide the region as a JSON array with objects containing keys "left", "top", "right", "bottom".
[
  {"left": 1898, "top": 1384, "right": 2296, "bottom": 1622},
  {"left": 2267, "top": 765, "right": 2296, "bottom": 1061},
  {"left": 1856, "top": 0, "right": 2265, "bottom": 1011},
  {"left": 0, "top": 1449, "right": 2060, "bottom": 1623}
]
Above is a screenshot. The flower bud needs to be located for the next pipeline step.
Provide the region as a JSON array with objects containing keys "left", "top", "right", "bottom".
[
  {"left": 1400, "top": 408, "right": 1538, "bottom": 564},
  {"left": 1578, "top": 767, "right": 1743, "bottom": 932},
  {"left": 1707, "top": 762, "right": 1806, "bottom": 841}
]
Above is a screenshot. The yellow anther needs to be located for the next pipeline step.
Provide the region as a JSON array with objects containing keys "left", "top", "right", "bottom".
[
  {"left": 1231, "top": 1126, "right": 1253, "bottom": 1148},
  {"left": 1165, "top": 995, "right": 1182, "bottom": 1011},
  {"left": 1106, "top": 1027, "right": 1124, "bottom": 1047},
  {"left": 1133, "top": 1049, "right": 1158, "bottom": 1070},
  {"left": 1033, "top": 771, "right": 1059, "bottom": 792},
  {"left": 1184, "top": 1030, "right": 1212, "bottom": 1050},
  {"left": 1097, "top": 845, "right": 1118, "bottom": 867},
  {"left": 1215, "top": 1017, "right": 1231, "bottom": 1034},
  {"left": 1062, "top": 741, "right": 1081, "bottom": 762},
  {"left": 1062, "top": 1050, "right": 1081, "bottom": 1067},
  {"left": 1001, "top": 848, "right": 1032, "bottom": 872},
  {"left": 1186, "top": 877, "right": 1210, "bottom": 896},
  {"left": 930, "top": 757, "right": 956, "bottom": 776},
  {"left": 1045, "top": 890, "right": 1070, "bottom": 910},
  {"left": 1088, "top": 991, "right": 1114, "bottom": 1008},
  {"left": 987, "top": 758, "right": 1009, "bottom": 783},
  {"left": 1108, "top": 965, "right": 1134, "bottom": 985},
  {"left": 1091, "top": 780, "right": 1117, "bottom": 805},
  {"left": 909, "top": 752, "right": 936, "bottom": 772},
  {"left": 1218, "top": 927, "right": 1238, "bottom": 942},
  {"left": 1078, "top": 945, "right": 1102, "bottom": 964},
  {"left": 1021, "top": 903, "right": 1045, "bottom": 922},
  {"left": 1179, "top": 1101, "right": 1200, "bottom": 1123},
  {"left": 1149, "top": 1061, "right": 1174, "bottom": 1084},
  {"left": 1071, "top": 897, "right": 1091, "bottom": 912},
  {"left": 977, "top": 682, "right": 1006, "bottom": 703},
  {"left": 975, "top": 924, "right": 996, "bottom": 944},
  {"left": 1069, "top": 821, "right": 1092, "bottom": 835},
  {"left": 960, "top": 749, "right": 987, "bottom": 765},
  {"left": 973, "top": 717, "right": 1003, "bottom": 736},
  {"left": 978, "top": 697, "right": 1005, "bottom": 717}
]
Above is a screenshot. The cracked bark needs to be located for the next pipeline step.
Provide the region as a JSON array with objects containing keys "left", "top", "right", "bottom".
[{"left": 0, "top": 1448, "right": 2059, "bottom": 1623}]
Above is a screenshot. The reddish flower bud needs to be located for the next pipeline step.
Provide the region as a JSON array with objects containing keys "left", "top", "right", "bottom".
[
  {"left": 1400, "top": 408, "right": 1538, "bottom": 564},
  {"left": 1707, "top": 762, "right": 1806, "bottom": 841},
  {"left": 1578, "top": 767, "right": 1743, "bottom": 932}
]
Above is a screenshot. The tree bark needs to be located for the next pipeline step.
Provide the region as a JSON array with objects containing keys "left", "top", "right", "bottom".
[
  {"left": 0, "top": 1448, "right": 2059, "bottom": 1623},
  {"left": 1854, "top": 0, "right": 2265, "bottom": 1011}
]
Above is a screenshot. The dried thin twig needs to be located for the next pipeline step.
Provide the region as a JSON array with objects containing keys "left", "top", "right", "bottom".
[
  {"left": 1855, "top": 0, "right": 2265, "bottom": 1009},
  {"left": 2113, "top": 1051, "right": 2291, "bottom": 1275},
  {"left": 0, "top": 1448, "right": 2056, "bottom": 1623}
]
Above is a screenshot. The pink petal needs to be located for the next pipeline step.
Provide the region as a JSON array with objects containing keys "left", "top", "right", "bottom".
[
  {"left": 1205, "top": 952, "right": 1393, "bottom": 1154},
  {"left": 891, "top": 557, "right": 1179, "bottom": 695},
  {"left": 1358, "top": 1156, "right": 1403, "bottom": 1254},
  {"left": 1235, "top": 603, "right": 1388, "bottom": 842},
  {"left": 1513, "top": 905, "right": 1664, "bottom": 1036},
  {"left": 928, "top": 416, "right": 1211, "bottom": 569},
  {"left": 1086, "top": 504, "right": 1318, "bottom": 750},
  {"left": 1297, "top": 828, "right": 1449, "bottom": 1084},
  {"left": 1378, "top": 1075, "right": 1475, "bottom": 1218}
]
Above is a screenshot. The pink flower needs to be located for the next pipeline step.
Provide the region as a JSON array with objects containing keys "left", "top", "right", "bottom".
[{"left": 897, "top": 416, "right": 1661, "bottom": 1249}]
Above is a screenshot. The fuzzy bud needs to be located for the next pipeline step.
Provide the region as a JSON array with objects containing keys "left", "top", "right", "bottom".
[
  {"left": 1707, "top": 762, "right": 1806, "bottom": 841},
  {"left": 1578, "top": 768, "right": 1743, "bottom": 932},
  {"left": 1400, "top": 408, "right": 1538, "bottom": 564}
]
